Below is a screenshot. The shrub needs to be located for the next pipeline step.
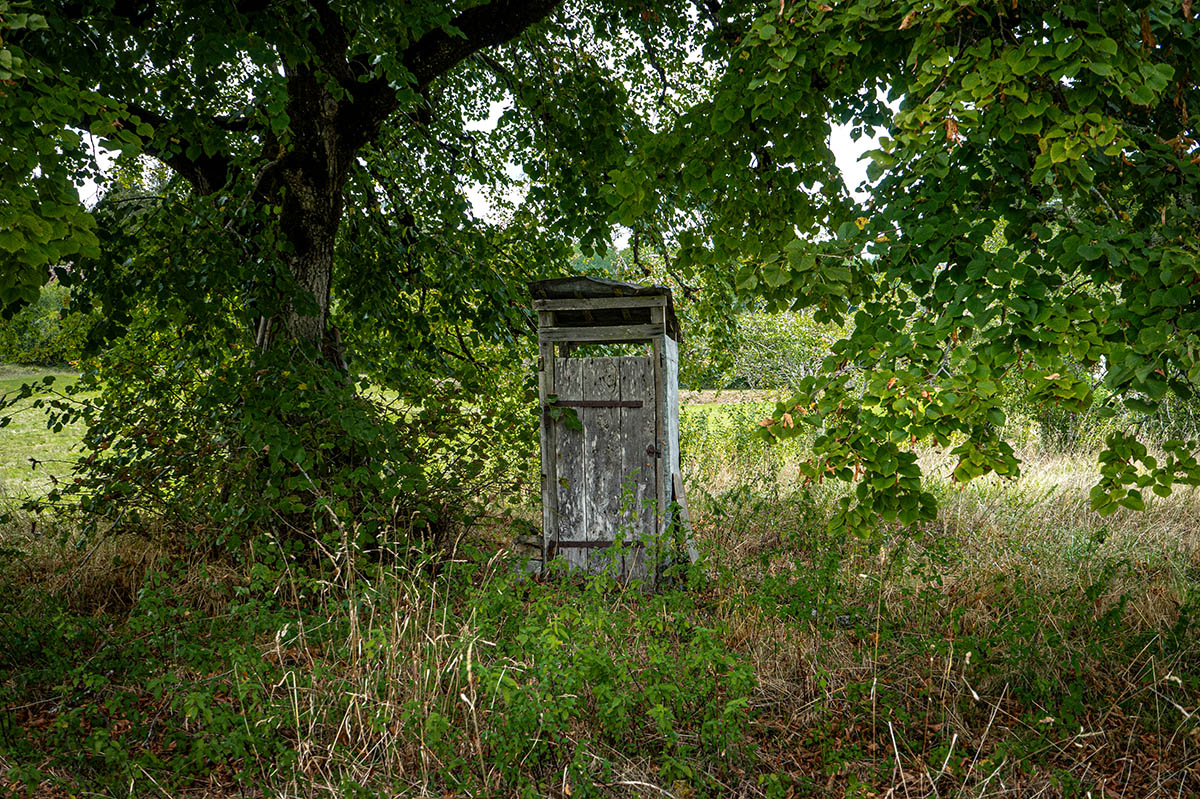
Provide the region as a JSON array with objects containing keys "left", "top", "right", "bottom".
[
  {"left": 730, "top": 310, "right": 848, "bottom": 390},
  {"left": 21, "top": 320, "right": 535, "bottom": 568}
]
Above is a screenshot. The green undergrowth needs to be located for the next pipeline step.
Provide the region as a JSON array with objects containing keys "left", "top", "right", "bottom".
[
  {"left": 2, "top": 374, "right": 1199, "bottom": 795},
  {"left": 3, "top": 470, "right": 1198, "bottom": 796},
  {"left": 0, "top": 529, "right": 755, "bottom": 796}
]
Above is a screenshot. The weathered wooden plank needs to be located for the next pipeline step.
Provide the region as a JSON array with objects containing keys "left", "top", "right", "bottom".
[
  {"left": 537, "top": 342, "right": 557, "bottom": 570},
  {"left": 620, "top": 357, "right": 656, "bottom": 583},
  {"left": 530, "top": 275, "right": 670, "bottom": 300},
  {"left": 533, "top": 296, "right": 668, "bottom": 312},
  {"left": 663, "top": 336, "right": 681, "bottom": 482},
  {"left": 584, "top": 357, "right": 622, "bottom": 576},
  {"left": 662, "top": 335, "right": 681, "bottom": 573},
  {"left": 553, "top": 357, "right": 587, "bottom": 572},
  {"left": 673, "top": 472, "right": 698, "bottom": 564},
  {"left": 538, "top": 324, "right": 665, "bottom": 343},
  {"left": 651, "top": 337, "right": 665, "bottom": 576},
  {"left": 550, "top": 399, "right": 643, "bottom": 409}
]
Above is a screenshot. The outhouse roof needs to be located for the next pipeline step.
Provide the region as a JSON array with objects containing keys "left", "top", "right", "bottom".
[{"left": 530, "top": 276, "right": 681, "bottom": 341}]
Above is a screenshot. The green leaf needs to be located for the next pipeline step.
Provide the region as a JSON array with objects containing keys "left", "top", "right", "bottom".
[
  {"left": 1118, "top": 490, "right": 1145, "bottom": 512},
  {"left": 1125, "top": 397, "right": 1157, "bottom": 414},
  {"left": 762, "top": 262, "right": 789, "bottom": 288},
  {"left": 735, "top": 268, "right": 758, "bottom": 292}
]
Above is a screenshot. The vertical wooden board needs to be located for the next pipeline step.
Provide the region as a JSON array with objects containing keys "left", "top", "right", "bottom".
[
  {"left": 651, "top": 338, "right": 666, "bottom": 576},
  {"left": 663, "top": 336, "right": 681, "bottom": 481},
  {"left": 620, "top": 357, "right": 655, "bottom": 583},
  {"left": 673, "top": 472, "right": 699, "bottom": 564},
  {"left": 664, "top": 337, "right": 686, "bottom": 557},
  {"left": 553, "top": 357, "right": 587, "bottom": 572},
  {"left": 657, "top": 336, "right": 682, "bottom": 573},
  {"left": 583, "top": 357, "right": 622, "bottom": 575},
  {"left": 537, "top": 341, "right": 556, "bottom": 570}
]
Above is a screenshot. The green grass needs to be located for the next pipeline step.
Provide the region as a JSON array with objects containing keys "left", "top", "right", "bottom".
[{"left": 0, "top": 366, "right": 84, "bottom": 501}]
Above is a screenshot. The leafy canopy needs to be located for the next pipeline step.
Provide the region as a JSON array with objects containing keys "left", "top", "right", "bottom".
[
  {"left": 732, "top": 0, "right": 1200, "bottom": 526},
  {"left": 1, "top": 0, "right": 1198, "bottom": 533}
]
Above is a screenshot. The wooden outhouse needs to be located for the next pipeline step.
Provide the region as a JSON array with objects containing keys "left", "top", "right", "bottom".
[{"left": 531, "top": 276, "right": 694, "bottom": 581}]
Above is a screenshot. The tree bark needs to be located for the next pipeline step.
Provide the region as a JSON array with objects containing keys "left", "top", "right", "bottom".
[{"left": 268, "top": 59, "right": 352, "bottom": 357}]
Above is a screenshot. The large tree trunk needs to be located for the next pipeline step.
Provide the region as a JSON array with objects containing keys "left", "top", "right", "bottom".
[
  {"left": 275, "top": 176, "right": 342, "bottom": 356},
  {"left": 263, "top": 61, "right": 355, "bottom": 363},
  {"left": 282, "top": 223, "right": 336, "bottom": 347}
]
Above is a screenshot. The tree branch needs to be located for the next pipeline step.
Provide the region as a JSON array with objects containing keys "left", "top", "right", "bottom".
[
  {"left": 117, "top": 102, "right": 233, "bottom": 195},
  {"left": 404, "top": 0, "right": 561, "bottom": 88},
  {"left": 337, "top": 0, "right": 562, "bottom": 153}
]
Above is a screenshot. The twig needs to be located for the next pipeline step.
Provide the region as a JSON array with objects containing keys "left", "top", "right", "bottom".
[
  {"left": 610, "top": 780, "right": 677, "bottom": 798},
  {"left": 934, "top": 732, "right": 958, "bottom": 788},
  {"left": 888, "top": 720, "right": 913, "bottom": 799},
  {"left": 965, "top": 683, "right": 1007, "bottom": 786}
]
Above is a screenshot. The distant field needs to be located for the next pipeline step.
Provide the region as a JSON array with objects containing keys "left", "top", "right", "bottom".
[
  {"left": 0, "top": 366, "right": 83, "bottom": 500},
  {"left": 681, "top": 388, "right": 783, "bottom": 406}
]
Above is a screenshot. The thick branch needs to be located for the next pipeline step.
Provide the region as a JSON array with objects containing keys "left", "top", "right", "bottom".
[
  {"left": 71, "top": 99, "right": 234, "bottom": 195},
  {"left": 403, "top": 0, "right": 562, "bottom": 88},
  {"left": 119, "top": 102, "right": 232, "bottom": 195},
  {"left": 336, "top": 0, "right": 562, "bottom": 152}
]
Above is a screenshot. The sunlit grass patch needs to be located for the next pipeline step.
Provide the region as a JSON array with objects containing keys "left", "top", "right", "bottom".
[{"left": 0, "top": 367, "right": 85, "bottom": 500}]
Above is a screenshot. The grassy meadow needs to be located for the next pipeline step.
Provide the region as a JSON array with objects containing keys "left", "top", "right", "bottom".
[
  {"left": 1, "top": 369, "right": 1199, "bottom": 797},
  {"left": 0, "top": 367, "right": 83, "bottom": 501}
]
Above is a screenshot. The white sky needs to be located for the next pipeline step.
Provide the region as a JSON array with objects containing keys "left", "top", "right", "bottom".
[{"left": 828, "top": 121, "right": 875, "bottom": 203}]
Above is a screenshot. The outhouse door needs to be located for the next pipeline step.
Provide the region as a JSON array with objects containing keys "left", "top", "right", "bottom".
[{"left": 550, "top": 355, "right": 659, "bottom": 579}]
